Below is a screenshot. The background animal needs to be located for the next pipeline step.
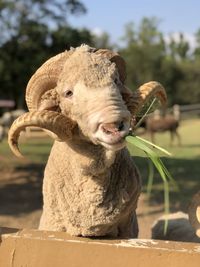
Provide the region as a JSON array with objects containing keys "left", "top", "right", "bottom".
[
  {"left": 0, "top": 125, "right": 4, "bottom": 142},
  {"left": 137, "top": 105, "right": 181, "bottom": 145},
  {"left": 0, "top": 109, "right": 26, "bottom": 141},
  {"left": 8, "top": 45, "right": 167, "bottom": 238},
  {"left": 0, "top": 109, "right": 26, "bottom": 128}
]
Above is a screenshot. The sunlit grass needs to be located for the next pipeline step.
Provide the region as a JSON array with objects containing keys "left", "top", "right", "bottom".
[
  {"left": 128, "top": 118, "right": 200, "bottom": 159},
  {"left": 126, "top": 134, "right": 175, "bottom": 233},
  {"left": 128, "top": 118, "right": 200, "bottom": 211},
  {"left": 147, "top": 118, "right": 199, "bottom": 158},
  {"left": 0, "top": 136, "right": 53, "bottom": 167}
]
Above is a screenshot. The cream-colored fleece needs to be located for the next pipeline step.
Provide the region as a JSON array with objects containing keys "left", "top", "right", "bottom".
[{"left": 39, "top": 140, "right": 141, "bottom": 238}]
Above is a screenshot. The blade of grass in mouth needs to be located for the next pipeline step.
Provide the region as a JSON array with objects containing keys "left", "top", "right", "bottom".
[{"left": 126, "top": 134, "right": 177, "bottom": 234}]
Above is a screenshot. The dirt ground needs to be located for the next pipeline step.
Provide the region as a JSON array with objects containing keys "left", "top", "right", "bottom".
[{"left": 0, "top": 160, "right": 164, "bottom": 239}]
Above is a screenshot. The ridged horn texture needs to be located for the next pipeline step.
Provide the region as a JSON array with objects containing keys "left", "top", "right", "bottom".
[
  {"left": 26, "top": 51, "right": 73, "bottom": 111},
  {"left": 124, "top": 81, "right": 167, "bottom": 115},
  {"left": 8, "top": 111, "right": 76, "bottom": 158},
  {"left": 25, "top": 50, "right": 74, "bottom": 141},
  {"left": 95, "top": 49, "right": 126, "bottom": 83},
  {"left": 188, "top": 191, "right": 200, "bottom": 238}
]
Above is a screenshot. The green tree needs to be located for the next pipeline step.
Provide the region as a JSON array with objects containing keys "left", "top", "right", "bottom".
[
  {"left": 50, "top": 26, "right": 93, "bottom": 55},
  {"left": 176, "top": 60, "right": 200, "bottom": 104},
  {"left": 0, "top": 0, "right": 86, "bottom": 45},
  {"left": 138, "top": 17, "right": 163, "bottom": 46},
  {"left": 168, "top": 33, "right": 190, "bottom": 60},
  {"left": 0, "top": 20, "right": 50, "bottom": 107},
  {"left": 0, "top": 0, "right": 89, "bottom": 108},
  {"left": 194, "top": 29, "right": 200, "bottom": 58},
  {"left": 92, "top": 31, "right": 112, "bottom": 49},
  {"left": 120, "top": 18, "right": 200, "bottom": 105},
  {"left": 120, "top": 18, "right": 165, "bottom": 90}
]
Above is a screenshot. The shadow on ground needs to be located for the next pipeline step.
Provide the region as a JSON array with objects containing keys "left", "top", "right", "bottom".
[
  {"left": 0, "top": 155, "right": 199, "bottom": 218},
  {"left": 0, "top": 163, "right": 44, "bottom": 216},
  {"left": 134, "top": 156, "right": 200, "bottom": 212}
]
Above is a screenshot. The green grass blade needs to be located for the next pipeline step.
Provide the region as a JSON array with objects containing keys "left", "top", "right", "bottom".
[
  {"left": 126, "top": 135, "right": 159, "bottom": 158},
  {"left": 133, "top": 135, "right": 172, "bottom": 157},
  {"left": 135, "top": 98, "right": 157, "bottom": 129},
  {"left": 159, "top": 160, "right": 179, "bottom": 190},
  {"left": 126, "top": 135, "right": 174, "bottom": 235},
  {"left": 147, "top": 160, "right": 154, "bottom": 197},
  {"left": 163, "top": 180, "right": 169, "bottom": 234}
]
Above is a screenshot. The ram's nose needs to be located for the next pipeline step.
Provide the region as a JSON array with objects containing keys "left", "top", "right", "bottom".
[{"left": 100, "top": 121, "right": 126, "bottom": 135}]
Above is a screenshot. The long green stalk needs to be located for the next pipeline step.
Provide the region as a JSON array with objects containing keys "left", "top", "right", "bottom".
[
  {"left": 126, "top": 135, "right": 177, "bottom": 234},
  {"left": 134, "top": 98, "right": 157, "bottom": 129},
  {"left": 147, "top": 159, "right": 154, "bottom": 197}
]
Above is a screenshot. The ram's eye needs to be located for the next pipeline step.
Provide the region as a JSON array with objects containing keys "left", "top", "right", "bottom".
[
  {"left": 114, "top": 78, "right": 120, "bottom": 85},
  {"left": 64, "top": 90, "right": 73, "bottom": 98}
]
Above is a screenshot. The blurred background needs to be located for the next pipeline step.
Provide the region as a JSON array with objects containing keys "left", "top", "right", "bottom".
[{"left": 0, "top": 0, "right": 199, "bottom": 238}]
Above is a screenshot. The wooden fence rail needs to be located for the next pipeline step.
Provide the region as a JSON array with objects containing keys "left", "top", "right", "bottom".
[{"left": 0, "top": 227, "right": 200, "bottom": 267}]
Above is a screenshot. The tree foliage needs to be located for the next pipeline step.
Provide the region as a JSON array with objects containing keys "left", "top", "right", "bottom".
[
  {"left": 0, "top": 0, "right": 86, "bottom": 45},
  {"left": 0, "top": 5, "right": 200, "bottom": 108},
  {"left": 0, "top": 0, "right": 93, "bottom": 108},
  {"left": 120, "top": 17, "right": 200, "bottom": 105}
]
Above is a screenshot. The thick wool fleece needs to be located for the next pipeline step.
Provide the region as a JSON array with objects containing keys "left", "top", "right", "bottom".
[
  {"left": 57, "top": 45, "right": 118, "bottom": 92},
  {"left": 39, "top": 140, "right": 141, "bottom": 238}
]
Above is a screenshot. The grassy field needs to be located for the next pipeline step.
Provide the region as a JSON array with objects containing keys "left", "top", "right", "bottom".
[
  {"left": 128, "top": 118, "right": 200, "bottom": 211},
  {"left": 0, "top": 136, "right": 53, "bottom": 167},
  {"left": 0, "top": 119, "right": 200, "bottom": 225}
]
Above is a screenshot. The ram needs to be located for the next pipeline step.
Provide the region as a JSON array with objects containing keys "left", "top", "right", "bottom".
[{"left": 8, "top": 45, "right": 166, "bottom": 238}]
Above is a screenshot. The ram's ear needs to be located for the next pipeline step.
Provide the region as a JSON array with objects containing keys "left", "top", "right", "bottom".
[
  {"left": 39, "top": 100, "right": 60, "bottom": 111},
  {"left": 121, "top": 86, "right": 134, "bottom": 112},
  {"left": 37, "top": 88, "right": 62, "bottom": 141},
  {"left": 38, "top": 88, "right": 60, "bottom": 112},
  {"left": 121, "top": 86, "right": 137, "bottom": 128}
]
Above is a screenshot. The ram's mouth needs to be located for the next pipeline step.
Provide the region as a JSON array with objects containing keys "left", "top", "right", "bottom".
[
  {"left": 96, "top": 133, "right": 127, "bottom": 150},
  {"left": 100, "top": 139, "right": 126, "bottom": 151},
  {"left": 92, "top": 120, "right": 130, "bottom": 150}
]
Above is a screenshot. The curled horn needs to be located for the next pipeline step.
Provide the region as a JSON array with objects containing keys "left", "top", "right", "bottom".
[
  {"left": 26, "top": 50, "right": 74, "bottom": 111},
  {"left": 24, "top": 49, "right": 75, "bottom": 141},
  {"left": 122, "top": 81, "right": 167, "bottom": 115},
  {"left": 8, "top": 111, "right": 76, "bottom": 158}
]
